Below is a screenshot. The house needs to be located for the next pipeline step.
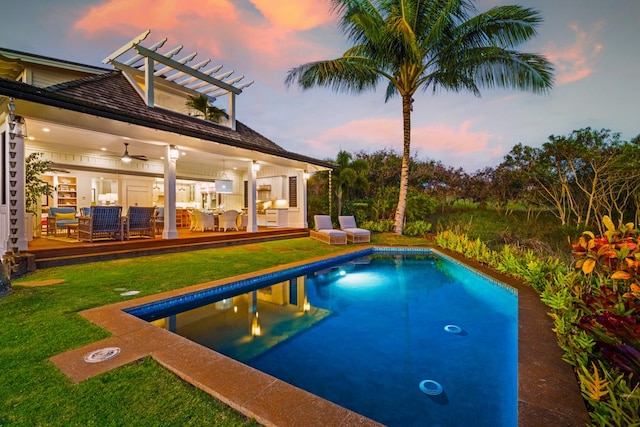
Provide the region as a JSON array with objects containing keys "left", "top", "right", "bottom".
[{"left": 0, "top": 31, "right": 333, "bottom": 252}]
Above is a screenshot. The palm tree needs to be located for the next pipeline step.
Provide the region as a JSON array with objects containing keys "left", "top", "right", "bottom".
[
  {"left": 286, "top": 0, "right": 554, "bottom": 234},
  {"left": 186, "top": 94, "right": 227, "bottom": 123},
  {"left": 333, "top": 150, "right": 369, "bottom": 216}
]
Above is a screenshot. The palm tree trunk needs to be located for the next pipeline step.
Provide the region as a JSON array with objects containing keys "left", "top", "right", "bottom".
[{"left": 394, "top": 94, "right": 412, "bottom": 234}]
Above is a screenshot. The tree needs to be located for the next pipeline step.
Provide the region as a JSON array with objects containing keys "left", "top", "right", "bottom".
[
  {"left": 286, "top": 0, "right": 554, "bottom": 234},
  {"left": 186, "top": 94, "right": 226, "bottom": 123},
  {"left": 333, "top": 150, "right": 369, "bottom": 217}
]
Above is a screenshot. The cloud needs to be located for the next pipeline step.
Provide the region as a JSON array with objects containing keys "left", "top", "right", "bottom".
[
  {"left": 72, "top": 0, "right": 338, "bottom": 85},
  {"left": 304, "top": 118, "right": 498, "bottom": 171},
  {"left": 249, "top": 0, "right": 335, "bottom": 32},
  {"left": 544, "top": 22, "right": 604, "bottom": 85}
]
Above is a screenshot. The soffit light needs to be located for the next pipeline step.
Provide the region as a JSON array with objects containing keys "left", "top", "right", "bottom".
[{"left": 169, "top": 145, "right": 180, "bottom": 160}]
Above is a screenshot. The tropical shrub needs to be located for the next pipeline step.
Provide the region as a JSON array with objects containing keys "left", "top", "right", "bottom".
[
  {"left": 402, "top": 220, "right": 432, "bottom": 237},
  {"left": 436, "top": 223, "right": 640, "bottom": 425},
  {"left": 405, "top": 193, "right": 437, "bottom": 221}
]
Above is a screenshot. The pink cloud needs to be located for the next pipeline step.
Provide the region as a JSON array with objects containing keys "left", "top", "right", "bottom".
[
  {"left": 544, "top": 22, "right": 604, "bottom": 85},
  {"left": 72, "top": 0, "right": 338, "bottom": 85},
  {"left": 74, "top": 0, "right": 237, "bottom": 35},
  {"left": 306, "top": 118, "right": 497, "bottom": 170},
  {"left": 249, "top": 0, "right": 335, "bottom": 32}
]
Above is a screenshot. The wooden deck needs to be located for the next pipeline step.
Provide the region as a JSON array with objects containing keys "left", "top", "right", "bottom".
[{"left": 27, "top": 227, "right": 310, "bottom": 268}]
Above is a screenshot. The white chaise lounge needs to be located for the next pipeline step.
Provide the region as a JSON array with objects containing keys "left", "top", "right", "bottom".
[
  {"left": 338, "top": 215, "right": 371, "bottom": 243},
  {"left": 310, "top": 215, "right": 347, "bottom": 245}
]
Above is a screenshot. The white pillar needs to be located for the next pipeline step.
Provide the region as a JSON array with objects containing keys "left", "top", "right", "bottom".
[
  {"left": 247, "top": 160, "right": 258, "bottom": 232},
  {"left": 228, "top": 92, "right": 236, "bottom": 131},
  {"left": 5, "top": 115, "right": 28, "bottom": 252},
  {"left": 302, "top": 170, "right": 308, "bottom": 228},
  {"left": 162, "top": 145, "right": 178, "bottom": 239},
  {"left": 145, "top": 56, "right": 155, "bottom": 107}
]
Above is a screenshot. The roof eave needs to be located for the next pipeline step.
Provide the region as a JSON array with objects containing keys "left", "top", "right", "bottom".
[{"left": 0, "top": 79, "right": 336, "bottom": 170}]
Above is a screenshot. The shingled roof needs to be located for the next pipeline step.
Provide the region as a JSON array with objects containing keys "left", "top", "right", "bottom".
[{"left": 0, "top": 72, "right": 334, "bottom": 168}]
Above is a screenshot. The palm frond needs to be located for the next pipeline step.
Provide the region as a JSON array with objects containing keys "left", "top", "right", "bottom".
[
  {"left": 457, "top": 6, "right": 543, "bottom": 49},
  {"left": 285, "top": 58, "right": 382, "bottom": 94},
  {"left": 461, "top": 48, "right": 554, "bottom": 94}
]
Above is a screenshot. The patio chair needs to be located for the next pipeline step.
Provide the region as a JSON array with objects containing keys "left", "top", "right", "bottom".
[
  {"left": 46, "top": 207, "right": 78, "bottom": 236},
  {"left": 154, "top": 207, "right": 164, "bottom": 234},
  {"left": 192, "top": 209, "right": 217, "bottom": 232},
  {"left": 338, "top": 216, "right": 371, "bottom": 243},
  {"left": 240, "top": 213, "right": 248, "bottom": 230},
  {"left": 220, "top": 210, "right": 239, "bottom": 231},
  {"left": 310, "top": 215, "right": 347, "bottom": 245},
  {"left": 187, "top": 209, "right": 197, "bottom": 231},
  {"left": 78, "top": 205, "right": 124, "bottom": 242},
  {"left": 125, "top": 206, "right": 156, "bottom": 239}
]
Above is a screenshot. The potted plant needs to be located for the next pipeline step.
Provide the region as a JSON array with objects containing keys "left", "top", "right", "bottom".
[{"left": 25, "top": 152, "right": 53, "bottom": 238}]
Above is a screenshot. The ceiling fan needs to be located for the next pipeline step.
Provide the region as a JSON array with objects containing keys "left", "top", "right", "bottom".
[{"left": 118, "top": 142, "right": 148, "bottom": 162}]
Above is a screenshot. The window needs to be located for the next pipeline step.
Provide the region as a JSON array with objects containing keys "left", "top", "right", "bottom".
[{"left": 288, "top": 176, "right": 297, "bottom": 208}]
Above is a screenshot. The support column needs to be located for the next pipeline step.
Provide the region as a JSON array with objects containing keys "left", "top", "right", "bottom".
[
  {"left": 228, "top": 92, "right": 236, "bottom": 131},
  {"left": 247, "top": 160, "right": 258, "bottom": 232},
  {"left": 5, "top": 112, "right": 27, "bottom": 252},
  {"left": 162, "top": 145, "right": 178, "bottom": 239},
  {"left": 302, "top": 170, "right": 309, "bottom": 228}
]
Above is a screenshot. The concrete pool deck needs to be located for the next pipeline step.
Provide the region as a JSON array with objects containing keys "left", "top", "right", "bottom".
[{"left": 49, "top": 246, "right": 589, "bottom": 426}]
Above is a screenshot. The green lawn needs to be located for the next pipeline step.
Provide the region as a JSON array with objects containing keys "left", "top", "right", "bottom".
[{"left": 1, "top": 235, "right": 424, "bottom": 426}]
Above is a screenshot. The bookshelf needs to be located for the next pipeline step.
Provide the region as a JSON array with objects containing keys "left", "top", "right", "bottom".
[{"left": 57, "top": 177, "right": 77, "bottom": 209}]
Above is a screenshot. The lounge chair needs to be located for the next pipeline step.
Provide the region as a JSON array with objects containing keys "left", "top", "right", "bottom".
[
  {"left": 310, "top": 215, "right": 347, "bottom": 245},
  {"left": 78, "top": 206, "right": 124, "bottom": 242},
  {"left": 125, "top": 206, "right": 156, "bottom": 239},
  {"left": 338, "top": 215, "right": 371, "bottom": 243},
  {"left": 46, "top": 207, "right": 77, "bottom": 236}
]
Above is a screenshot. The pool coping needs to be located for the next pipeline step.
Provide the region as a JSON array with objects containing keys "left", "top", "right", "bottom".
[{"left": 49, "top": 245, "right": 590, "bottom": 426}]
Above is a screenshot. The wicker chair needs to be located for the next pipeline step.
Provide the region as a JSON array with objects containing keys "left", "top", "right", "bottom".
[
  {"left": 220, "top": 210, "right": 239, "bottom": 231},
  {"left": 78, "top": 206, "right": 124, "bottom": 242},
  {"left": 154, "top": 207, "right": 164, "bottom": 235},
  {"left": 46, "top": 207, "right": 78, "bottom": 235},
  {"left": 310, "top": 215, "right": 347, "bottom": 245},
  {"left": 125, "top": 206, "right": 156, "bottom": 239},
  {"left": 192, "top": 210, "right": 217, "bottom": 232},
  {"left": 338, "top": 215, "right": 371, "bottom": 243},
  {"left": 187, "top": 210, "right": 197, "bottom": 231}
]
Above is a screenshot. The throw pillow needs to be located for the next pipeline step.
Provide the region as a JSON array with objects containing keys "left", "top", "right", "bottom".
[{"left": 56, "top": 212, "right": 76, "bottom": 221}]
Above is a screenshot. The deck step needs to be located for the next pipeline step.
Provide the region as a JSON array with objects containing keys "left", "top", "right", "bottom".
[{"left": 32, "top": 230, "right": 310, "bottom": 268}]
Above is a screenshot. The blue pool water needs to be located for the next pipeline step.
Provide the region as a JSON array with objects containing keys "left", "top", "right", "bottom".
[{"left": 129, "top": 249, "right": 518, "bottom": 426}]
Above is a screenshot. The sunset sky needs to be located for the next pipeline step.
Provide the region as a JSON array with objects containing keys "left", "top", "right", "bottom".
[{"left": 2, "top": 0, "right": 638, "bottom": 172}]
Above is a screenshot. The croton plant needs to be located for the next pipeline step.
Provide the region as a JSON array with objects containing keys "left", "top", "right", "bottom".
[{"left": 573, "top": 215, "right": 640, "bottom": 379}]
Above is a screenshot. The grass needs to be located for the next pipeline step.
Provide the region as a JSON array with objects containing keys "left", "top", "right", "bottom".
[{"left": 1, "top": 235, "right": 426, "bottom": 426}]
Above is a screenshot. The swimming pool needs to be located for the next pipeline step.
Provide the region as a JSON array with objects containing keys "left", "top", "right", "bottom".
[{"left": 126, "top": 248, "right": 518, "bottom": 426}]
